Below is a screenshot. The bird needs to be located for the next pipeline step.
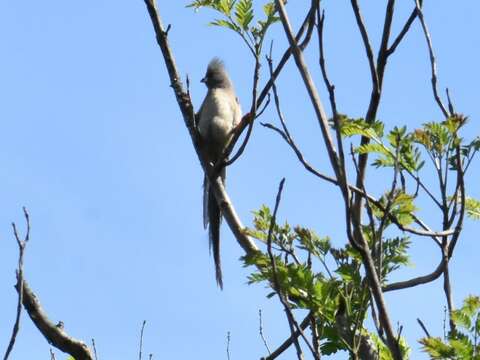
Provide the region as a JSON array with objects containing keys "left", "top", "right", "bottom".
[{"left": 197, "top": 58, "right": 242, "bottom": 289}]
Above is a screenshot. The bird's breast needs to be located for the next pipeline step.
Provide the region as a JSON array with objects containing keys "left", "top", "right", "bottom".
[{"left": 198, "top": 89, "right": 241, "bottom": 149}]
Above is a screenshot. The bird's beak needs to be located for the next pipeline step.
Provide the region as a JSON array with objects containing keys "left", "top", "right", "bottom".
[{"left": 200, "top": 77, "right": 206, "bottom": 83}]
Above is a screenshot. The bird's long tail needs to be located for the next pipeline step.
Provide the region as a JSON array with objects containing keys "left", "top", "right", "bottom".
[{"left": 203, "top": 167, "right": 225, "bottom": 289}]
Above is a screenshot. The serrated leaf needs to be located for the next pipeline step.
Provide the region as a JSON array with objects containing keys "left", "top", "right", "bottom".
[
  {"left": 355, "top": 143, "right": 391, "bottom": 156},
  {"left": 235, "top": 0, "right": 253, "bottom": 30},
  {"left": 420, "top": 337, "right": 456, "bottom": 359},
  {"left": 209, "top": 18, "right": 241, "bottom": 31},
  {"left": 337, "top": 117, "right": 382, "bottom": 141}
]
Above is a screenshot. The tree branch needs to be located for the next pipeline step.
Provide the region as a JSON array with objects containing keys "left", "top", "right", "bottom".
[
  {"left": 16, "top": 279, "right": 93, "bottom": 360},
  {"left": 143, "top": 0, "right": 259, "bottom": 256},
  {"left": 261, "top": 313, "right": 313, "bottom": 360},
  {"left": 414, "top": 0, "right": 449, "bottom": 118},
  {"left": 3, "top": 207, "right": 30, "bottom": 360}
]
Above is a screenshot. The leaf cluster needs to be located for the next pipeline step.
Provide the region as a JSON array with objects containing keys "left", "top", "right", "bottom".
[
  {"left": 420, "top": 295, "right": 480, "bottom": 359},
  {"left": 186, "top": 0, "right": 280, "bottom": 55},
  {"left": 243, "top": 205, "right": 413, "bottom": 356}
]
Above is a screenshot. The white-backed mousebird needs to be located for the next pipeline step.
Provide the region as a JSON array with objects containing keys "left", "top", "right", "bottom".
[{"left": 197, "top": 58, "right": 242, "bottom": 289}]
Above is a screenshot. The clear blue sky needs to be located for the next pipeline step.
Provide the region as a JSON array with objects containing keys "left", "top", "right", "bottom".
[{"left": 0, "top": 1, "right": 479, "bottom": 359}]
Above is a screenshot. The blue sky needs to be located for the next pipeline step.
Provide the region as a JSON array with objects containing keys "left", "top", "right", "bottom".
[{"left": 0, "top": 1, "right": 479, "bottom": 359}]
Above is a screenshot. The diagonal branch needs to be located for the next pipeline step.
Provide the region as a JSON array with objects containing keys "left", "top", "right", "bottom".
[
  {"left": 3, "top": 207, "right": 30, "bottom": 360},
  {"left": 266, "top": 178, "right": 319, "bottom": 360},
  {"left": 16, "top": 279, "right": 93, "bottom": 360},
  {"left": 219, "top": 2, "right": 319, "bottom": 172},
  {"left": 386, "top": 4, "right": 420, "bottom": 56},
  {"left": 261, "top": 313, "right": 313, "bottom": 360},
  {"left": 414, "top": 0, "right": 449, "bottom": 118},
  {"left": 383, "top": 256, "right": 445, "bottom": 292},
  {"left": 143, "top": 0, "right": 259, "bottom": 256},
  {"left": 350, "top": 0, "right": 379, "bottom": 96},
  {"left": 275, "top": 2, "right": 402, "bottom": 358}
]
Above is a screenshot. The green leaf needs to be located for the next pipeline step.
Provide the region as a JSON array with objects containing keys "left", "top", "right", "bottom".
[
  {"left": 336, "top": 116, "right": 383, "bottom": 141},
  {"left": 355, "top": 143, "right": 391, "bottom": 156},
  {"left": 381, "top": 236, "right": 411, "bottom": 279},
  {"left": 465, "top": 197, "right": 480, "bottom": 220},
  {"left": 187, "top": 0, "right": 235, "bottom": 14},
  {"left": 209, "top": 18, "right": 241, "bottom": 32},
  {"left": 373, "top": 190, "right": 417, "bottom": 226},
  {"left": 420, "top": 337, "right": 457, "bottom": 359},
  {"left": 334, "top": 263, "right": 361, "bottom": 284},
  {"left": 263, "top": 2, "right": 276, "bottom": 17},
  {"left": 235, "top": 0, "right": 253, "bottom": 30}
]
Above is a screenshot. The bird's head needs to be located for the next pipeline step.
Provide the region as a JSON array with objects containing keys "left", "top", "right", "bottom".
[{"left": 201, "top": 58, "right": 232, "bottom": 89}]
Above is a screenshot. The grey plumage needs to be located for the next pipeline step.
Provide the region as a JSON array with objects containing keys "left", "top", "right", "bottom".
[{"left": 198, "top": 58, "right": 242, "bottom": 289}]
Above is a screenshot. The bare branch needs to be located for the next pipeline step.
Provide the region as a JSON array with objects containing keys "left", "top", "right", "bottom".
[
  {"left": 387, "top": 4, "right": 420, "bottom": 56},
  {"left": 349, "top": 0, "right": 379, "bottom": 96},
  {"left": 261, "top": 314, "right": 313, "bottom": 360},
  {"left": 259, "top": 310, "right": 271, "bottom": 355},
  {"left": 383, "top": 256, "right": 444, "bottom": 292},
  {"left": 222, "top": 56, "right": 262, "bottom": 168},
  {"left": 265, "top": 179, "right": 302, "bottom": 360},
  {"left": 274, "top": 0, "right": 342, "bottom": 185},
  {"left": 3, "top": 207, "right": 31, "bottom": 360},
  {"left": 226, "top": 331, "right": 231, "bottom": 360},
  {"left": 417, "top": 318, "right": 431, "bottom": 338},
  {"left": 138, "top": 320, "right": 146, "bottom": 360},
  {"left": 414, "top": 0, "right": 449, "bottom": 118},
  {"left": 91, "top": 339, "right": 98, "bottom": 360},
  {"left": 256, "top": 1, "right": 318, "bottom": 108},
  {"left": 317, "top": 8, "right": 346, "bottom": 176},
  {"left": 16, "top": 279, "right": 93, "bottom": 360}
]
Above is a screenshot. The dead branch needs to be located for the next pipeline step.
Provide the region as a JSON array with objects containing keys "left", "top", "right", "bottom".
[
  {"left": 16, "top": 279, "right": 93, "bottom": 360},
  {"left": 3, "top": 207, "right": 30, "bottom": 360}
]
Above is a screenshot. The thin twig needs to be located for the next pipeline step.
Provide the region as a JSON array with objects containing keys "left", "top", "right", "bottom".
[
  {"left": 387, "top": 4, "right": 420, "bottom": 56},
  {"left": 3, "top": 207, "right": 31, "bottom": 360},
  {"left": 417, "top": 318, "right": 431, "bottom": 338},
  {"left": 317, "top": 8, "right": 346, "bottom": 181},
  {"left": 226, "top": 331, "right": 231, "bottom": 360},
  {"left": 268, "top": 178, "right": 320, "bottom": 360},
  {"left": 350, "top": 0, "right": 379, "bottom": 96},
  {"left": 262, "top": 314, "right": 313, "bottom": 360},
  {"left": 138, "top": 320, "right": 146, "bottom": 360},
  {"left": 266, "top": 179, "right": 305, "bottom": 360},
  {"left": 259, "top": 310, "right": 271, "bottom": 355},
  {"left": 222, "top": 55, "right": 261, "bottom": 168},
  {"left": 414, "top": 0, "right": 449, "bottom": 118},
  {"left": 91, "top": 339, "right": 98, "bottom": 360},
  {"left": 275, "top": 0, "right": 341, "bottom": 183}
]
